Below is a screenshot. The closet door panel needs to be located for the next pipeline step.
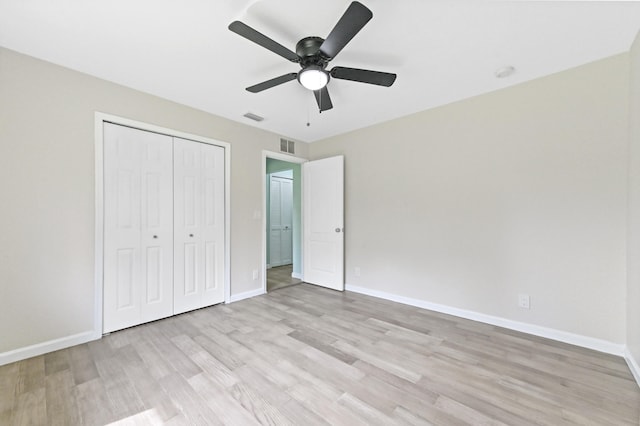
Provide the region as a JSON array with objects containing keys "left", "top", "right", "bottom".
[
  {"left": 140, "top": 135, "right": 174, "bottom": 323},
  {"left": 104, "top": 125, "right": 142, "bottom": 332},
  {"left": 201, "top": 143, "right": 225, "bottom": 305},
  {"left": 174, "top": 139, "right": 225, "bottom": 313},
  {"left": 104, "top": 123, "right": 173, "bottom": 333},
  {"left": 173, "top": 138, "right": 203, "bottom": 314}
]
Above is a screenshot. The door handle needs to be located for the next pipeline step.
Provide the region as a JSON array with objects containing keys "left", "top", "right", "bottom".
[{"left": 335, "top": 228, "right": 342, "bottom": 233}]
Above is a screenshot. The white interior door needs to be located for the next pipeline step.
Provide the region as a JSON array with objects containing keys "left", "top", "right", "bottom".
[
  {"left": 174, "top": 138, "right": 225, "bottom": 314},
  {"left": 303, "top": 156, "right": 344, "bottom": 290},
  {"left": 269, "top": 176, "right": 283, "bottom": 266},
  {"left": 103, "top": 123, "right": 173, "bottom": 333},
  {"left": 269, "top": 176, "right": 293, "bottom": 267},
  {"left": 280, "top": 178, "right": 293, "bottom": 265}
]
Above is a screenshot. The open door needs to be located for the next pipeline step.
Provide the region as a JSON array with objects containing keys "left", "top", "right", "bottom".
[{"left": 303, "top": 156, "right": 344, "bottom": 290}]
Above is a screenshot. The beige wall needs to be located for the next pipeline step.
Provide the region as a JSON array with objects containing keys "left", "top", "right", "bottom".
[
  {"left": 628, "top": 32, "right": 640, "bottom": 373},
  {"left": 310, "top": 54, "right": 629, "bottom": 344},
  {"left": 0, "top": 47, "right": 307, "bottom": 354}
]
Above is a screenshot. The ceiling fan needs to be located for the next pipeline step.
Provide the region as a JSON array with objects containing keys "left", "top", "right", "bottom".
[{"left": 228, "top": 1, "right": 397, "bottom": 112}]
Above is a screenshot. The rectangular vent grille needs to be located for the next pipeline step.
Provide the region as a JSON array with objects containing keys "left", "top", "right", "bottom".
[
  {"left": 243, "top": 112, "right": 264, "bottom": 122},
  {"left": 280, "top": 138, "right": 295, "bottom": 154}
]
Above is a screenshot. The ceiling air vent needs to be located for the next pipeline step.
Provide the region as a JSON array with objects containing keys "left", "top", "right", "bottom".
[
  {"left": 243, "top": 112, "right": 264, "bottom": 122},
  {"left": 280, "top": 138, "right": 295, "bottom": 154}
]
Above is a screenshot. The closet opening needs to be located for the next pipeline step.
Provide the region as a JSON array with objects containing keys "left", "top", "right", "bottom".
[{"left": 95, "top": 113, "right": 231, "bottom": 336}]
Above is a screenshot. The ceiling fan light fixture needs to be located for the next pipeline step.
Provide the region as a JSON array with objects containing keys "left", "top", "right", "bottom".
[{"left": 298, "top": 66, "right": 329, "bottom": 91}]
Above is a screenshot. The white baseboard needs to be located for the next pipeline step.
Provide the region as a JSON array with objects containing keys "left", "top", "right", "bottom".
[
  {"left": 625, "top": 347, "right": 640, "bottom": 387},
  {"left": 292, "top": 272, "right": 303, "bottom": 279},
  {"left": 229, "top": 287, "right": 265, "bottom": 303},
  {"left": 345, "top": 284, "right": 625, "bottom": 357},
  {"left": 0, "top": 330, "right": 98, "bottom": 366}
]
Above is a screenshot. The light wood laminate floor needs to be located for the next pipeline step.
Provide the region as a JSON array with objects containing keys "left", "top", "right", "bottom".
[
  {"left": 267, "top": 265, "right": 302, "bottom": 292},
  {"left": 1, "top": 284, "right": 639, "bottom": 425}
]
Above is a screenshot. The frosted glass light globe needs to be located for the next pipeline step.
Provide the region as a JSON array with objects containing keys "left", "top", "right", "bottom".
[{"left": 298, "top": 67, "right": 329, "bottom": 91}]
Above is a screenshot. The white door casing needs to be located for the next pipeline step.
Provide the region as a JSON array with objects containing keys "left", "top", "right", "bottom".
[
  {"left": 103, "top": 123, "right": 174, "bottom": 333},
  {"left": 303, "top": 156, "right": 344, "bottom": 290},
  {"left": 173, "top": 138, "right": 225, "bottom": 314}
]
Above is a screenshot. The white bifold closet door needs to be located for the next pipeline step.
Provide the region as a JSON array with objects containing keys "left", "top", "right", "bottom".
[
  {"left": 104, "top": 124, "right": 225, "bottom": 333},
  {"left": 173, "top": 138, "right": 225, "bottom": 314},
  {"left": 103, "top": 123, "right": 174, "bottom": 333}
]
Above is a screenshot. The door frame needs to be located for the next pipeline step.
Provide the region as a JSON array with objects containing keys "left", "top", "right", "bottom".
[
  {"left": 94, "top": 112, "right": 231, "bottom": 337},
  {"left": 261, "top": 151, "right": 307, "bottom": 294}
]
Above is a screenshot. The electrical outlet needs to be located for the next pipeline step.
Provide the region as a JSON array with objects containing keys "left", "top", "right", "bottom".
[
  {"left": 354, "top": 267, "right": 361, "bottom": 277},
  {"left": 252, "top": 269, "right": 259, "bottom": 280},
  {"left": 518, "top": 294, "right": 530, "bottom": 309}
]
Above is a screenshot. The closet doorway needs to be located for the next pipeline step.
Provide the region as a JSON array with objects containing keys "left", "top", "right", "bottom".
[
  {"left": 95, "top": 113, "right": 231, "bottom": 336},
  {"left": 265, "top": 155, "right": 303, "bottom": 292}
]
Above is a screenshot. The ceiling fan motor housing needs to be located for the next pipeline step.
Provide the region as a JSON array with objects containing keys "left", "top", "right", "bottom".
[{"left": 296, "top": 36, "right": 329, "bottom": 68}]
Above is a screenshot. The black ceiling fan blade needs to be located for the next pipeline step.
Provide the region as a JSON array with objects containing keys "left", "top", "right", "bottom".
[
  {"left": 313, "top": 87, "right": 333, "bottom": 112},
  {"left": 246, "top": 73, "right": 297, "bottom": 93},
  {"left": 330, "top": 67, "right": 397, "bottom": 87},
  {"left": 319, "top": 2, "right": 373, "bottom": 60},
  {"left": 229, "top": 21, "right": 299, "bottom": 62}
]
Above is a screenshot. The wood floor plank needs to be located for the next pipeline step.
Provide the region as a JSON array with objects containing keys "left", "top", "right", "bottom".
[
  {"left": 229, "top": 382, "right": 291, "bottom": 426},
  {"left": 45, "top": 369, "right": 81, "bottom": 426},
  {"left": 434, "top": 395, "right": 509, "bottom": 426},
  {"left": 44, "top": 349, "right": 70, "bottom": 376},
  {"left": 192, "top": 333, "right": 246, "bottom": 370},
  {"left": 289, "top": 384, "right": 369, "bottom": 426},
  {"left": 68, "top": 345, "right": 99, "bottom": 386},
  {"left": 147, "top": 330, "right": 202, "bottom": 380},
  {"left": 16, "top": 356, "right": 45, "bottom": 394},
  {"left": 158, "top": 372, "right": 223, "bottom": 426},
  {"left": 74, "top": 377, "right": 116, "bottom": 426},
  {"left": 0, "top": 409, "right": 12, "bottom": 425},
  {"left": 105, "top": 407, "right": 166, "bottom": 425},
  {"left": 119, "top": 359, "right": 180, "bottom": 422},
  {"left": 287, "top": 329, "right": 358, "bottom": 365},
  {"left": 0, "top": 361, "right": 19, "bottom": 414},
  {"left": 188, "top": 372, "right": 261, "bottom": 426},
  {"left": 95, "top": 356, "right": 146, "bottom": 421},
  {"left": 336, "top": 392, "right": 397, "bottom": 426},
  {"left": 233, "top": 364, "right": 291, "bottom": 406},
  {"left": 332, "top": 339, "right": 423, "bottom": 383},
  {"left": 392, "top": 405, "right": 436, "bottom": 426},
  {"left": 1, "top": 283, "right": 638, "bottom": 425},
  {"left": 129, "top": 339, "right": 175, "bottom": 380},
  {"left": 278, "top": 397, "right": 331, "bottom": 426},
  {"left": 11, "top": 387, "right": 46, "bottom": 426}
]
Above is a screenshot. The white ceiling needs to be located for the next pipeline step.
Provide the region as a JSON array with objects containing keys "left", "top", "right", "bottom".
[{"left": 1, "top": 1, "right": 640, "bottom": 142}]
